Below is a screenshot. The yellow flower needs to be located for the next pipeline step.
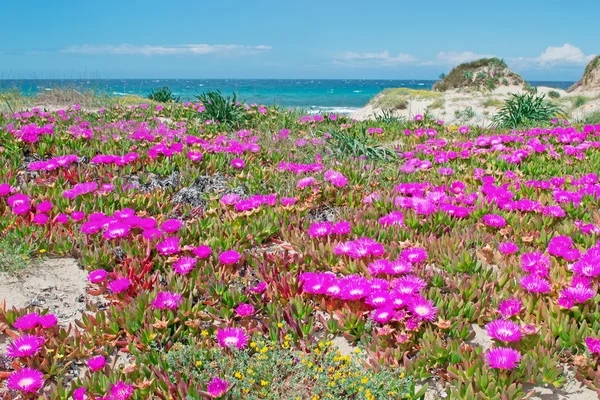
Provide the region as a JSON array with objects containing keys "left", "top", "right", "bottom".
[
  {"left": 277, "top": 322, "right": 283, "bottom": 328},
  {"left": 201, "top": 330, "right": 209, "bottom": 337},
  {"left": 234, "top": 372, "right": 242, "bottom": 379},
  {"left": 195, "top": 361, "right": 202, "bottom": 367},
  {"left": 260, "top": 380, "right": 269, "bottom": 386},
  {"left": 39, "top": 249, "right": 46, "bottom": 253}
]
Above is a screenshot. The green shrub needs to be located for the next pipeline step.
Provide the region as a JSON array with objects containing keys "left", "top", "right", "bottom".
[
  {"left": 195, "top": 90, "right": 248, "bottom": 129},
  {"left": 582, "top": 111, "right": 600, "bottom": 125},
  {"left": 572, "top": 96, "right": 589, "bottom": 108},
  {"left": 548, "top": 90, "right": 561, "bottom": 99},
  {"left": 492, "top": 93, "right": 565, "bottom": 129},
  {"left": 147, "top": 86, "right": 180, "bottom": 103},
  {"left": 0, "top": 230, "right": 39, "bottom": 273},
  {"left": 326, "top": 129, "right": 396, "bottom": 160},
  {"left": 160, "top": 337, "right": 421, "bottom": 399}
]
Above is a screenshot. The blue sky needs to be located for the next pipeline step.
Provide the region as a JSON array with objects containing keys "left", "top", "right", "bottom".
[{"left": 1, "top": 0, "right": 598, "bottom": 80}]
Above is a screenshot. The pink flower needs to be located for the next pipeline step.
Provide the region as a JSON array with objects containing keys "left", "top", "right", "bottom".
[
  {"left": 235, "top": 303, "right": 255, "bottom": 317},
  {"left": 103, "top": 223, "right": 130, "bottom": 239},
  {"left": 498, "top": 298, "right": 522, "bottom": 318},
  {"left": 206, "top": 376, "right": 229, "bottom": 398},
  {"left": 519, "top": 275, "right": 551, "bottom": 293},
  {"left": 88, "top": 269, "right": 108, "bottom": 283},
  {"left": 218, "top": 250, "right": 241, "bottom": 265},
  {"left": 110, "top": 381, "right": 134, "bottom": 399},
  {"left": 365, "top": 292, "right": 392, "bottom": 308},
  {"left": 32, "top": 213, "right": 49, "bottom": 225},
  {"left": 192, "top": 245, "right": 212, "bottom": 259},
  {"left": 401, "top": 248, "right": 427, "bottom": 263},
  {"left": 6, "top": 335, "right": 45, "bottom": 357},
  {"left": 498, "top": 242, "right": 519, "bottom": 255},
  {"left": 296, "top": 177, "right": 317, "bottom": 188},
  {"left": 486, "top": 347, "right": 522, "bottom": 370},
  {"left": 0, "top": 183, "right": 12, "bottom": 196},
  {"left": 73, "top": 387, "right": 87, "bottom": 400},
  {"left": 157, "top": 237, "right": 180, "bottom": 255},
  {"left": 249, "top": 282, "right": 267, "bottom": 293},
  {"left": 331, "top": 221, "right": 351, "bottom": 235},
  {"left": 108, "top": 278, "right": 131, "bottom": 294},
  {"left": 55, "top": 213, "right": 69, "bottom": 224},
  {"left": 7, "top": 367, "right": 44, "bottom": 393},
  {"left": 231, "top": 158, "right": 245, "bottom": 169},
  {"left": 161, "top": 219, "right": 183, "bottom": 233},
  {"left": 308, "top": 222, "right": 331, "bottom": 237},
  {"left": 173, "top": 256, "right": 197, "bottom": 275},
  {"left": 39, "top": 314, "right": 57, "bottom": 328},
  {"left": 408, "top": 296, "right": 438, "bottom": 321},
  {"left": 216, "top": 327, "right": 248, "bottom": 349},
  {"left": 482, "top": 214, "right": 507, "bottom": 228},
  {"left": 586, "top": 337, "right": 600, "bottom": 355},
  {"left": 371, "top": 307, "right": 396, "bottom": 323},
  {"left": 220, "top": 194, "right": 240, "bottom": 205},
  {"left": 281, "top": 197, "right": 297, "bottom": 206},
  {"left": 88, "top": 355, "right": 106, "bottom": 371},
  {"left": 324, "top": 170, "right": 348, "bottom": 187},
  {"left": 35, "top": 201, "right": 53, "bottom": 213},
  {"left": 486, "top": 319, "right": 522, "bottom": 343},
  {"left": 152, "top": 291, "right": 183, "bottom": 309},
  {"left": 13, "top": 313, "right": 42, "bottom": 330}
]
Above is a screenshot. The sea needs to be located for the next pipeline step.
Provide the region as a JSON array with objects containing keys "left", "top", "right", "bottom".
[{"left": 0, "top": 79, "right": 576, "bottom": 114}]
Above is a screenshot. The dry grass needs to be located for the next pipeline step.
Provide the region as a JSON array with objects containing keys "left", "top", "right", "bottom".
[
  {"left": 0, "top": 85, "right": 155, "bottom": 112},
  {"left": 371, "top": 88, "right": 441, "bottom": 110}
]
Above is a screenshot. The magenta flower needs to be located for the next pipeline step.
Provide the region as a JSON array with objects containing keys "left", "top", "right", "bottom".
[
  {"left": 103, "top": 223, "right": 130, "bottom": 239},
  {"left": 498, "top": 242, "right": 519, "bottom": 255},
  {"left": 331, "top": 221, "right": 351, "bottom": 235},
  {"left": 401, "top": 248, "right": 427, "bottom": 264},
  {"left": 559, "top": 286, "right": 596, "bottom": 304},
  {"left": 365, "top": 292, "right": 392, "bottom": 308},
  {"left": 231, "top": 158, "right": 246, "bottom": 169},
  {"left": 88, "top": 355, "right": 106, "bottom": 372},
  {"left": 486, "top": 319, "right": 522, "bottom": 343},
  {"left": 281, "top": 197, "right": 297, "bottom": 206},
  {"left": 108, "top": 278, "right": 131, "bottom": 294},
  {"left": 586, "top": 337, "right": 600, "bottom": 355},
  {"left": 235, "top": 303, "right": 255, "bottom": 317},
  {"left": 152, "top": 291, "right": 183, "bottom": 309},
  {"left": 6, "top": 335, "right": 45, "bottom": 357},
  {"left": 161, "top": 219, "right": 183, "bottom": 233},
  {"left": 482, "top": 214, "right": 507, "bottom": 228},
  {"left": 32, "top": 213, "right": 49, "bottom": 225},
  {"left": 71, "top": 211, "right": 86, "bottom": 221},
  {"left": 143, "top": 228, "right": 162, "bottom": 241},
  {"left": 485, "top": 347, "right": 522, "bottom": 370},
  {"left": 218, "top": 250, "right": 241, "bottom": 265},
  {"left": 498, "top": 298, "right": 522, "bottom": 318},
  {"left": 393, "top": 275, "right": 427, "bottom": 295},
  {"left": 110, "top": 381, "right": 134, "bottom": 399},
  {"left": 157, "top": 236, "right": 180, "bottom": 255},
  {"left": 13, "top": 313, "right": 41, "bottom": 330},
  {"left": 35, "top": 201, "right": 53, "bottom": 213},
  {"left": 324, "top": 170, "right": 348, "bottom": 187},
  {"left": 371, "top": 307, "right": 396, "bottom": 323},
  {"left": 408, "top": 296, "right": 438, "bottom": 321},
  {"left": 193, "top": 245, "right": 212, "bottom": 259},
  {"left": 173, "top": 256, "right": 197, "bottom": 275},
  {"left": 88, "top": 269, "right": 108, "bottom": 283},
  {"left": 519, "top": 275, "right": 551, "bottom": 293},
  {"left": 55, "top": 213, "right": 69, "bottom": 224},
  {"left": 308, "top": 221, "right": 331, "bottom": 237},
  {"left": 216, "top": 327, "right": 248, "bottom": 349},
  {"left": 379, "top": 211, "right": 405, "bottom": 227},
  {"left": 0, "top": 183, "right": 11, "bottom": 196},
  {"left": 39, "top": 314, "right": 57, "bottom": 328},
  {"left": 296, "top": 177, "right": 317, "bottom": 188},
  {"left": 73, "top": 387, "right": 87, "bottom": 400},
  {"left": 220, "top": 194, "right": 240, "bottom": 205},
  {"left": 206, "top": 376, "right": 229, "bottom": 398},
  {"left": 7, "top": 367, "right": 44, "bottom": 393},
  {"left": 249, "top": 282, "right": 267, "bottom": 293}
]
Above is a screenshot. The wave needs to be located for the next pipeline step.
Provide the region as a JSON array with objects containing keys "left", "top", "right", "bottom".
[
  {"left": 112, "top": 92, "right": 128, "bottom": 96},
  {"left": 304, "top": 107, "right": 360, "bottom": 115}
]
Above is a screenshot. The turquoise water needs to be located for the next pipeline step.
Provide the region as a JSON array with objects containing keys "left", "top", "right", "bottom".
[{"left": 1, "top": 79, "right": 575, "bottom": 112}]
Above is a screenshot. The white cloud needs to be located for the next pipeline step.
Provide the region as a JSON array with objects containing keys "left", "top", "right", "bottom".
[
  {"left": 334, "top": 50, "right": 417, "bottom": 66},
  {"left": 436, "top": 51, "right": 495, "bottom": 65},
  {"left": 60, "top": 44, "right": 272, "bottom": 56},
  {"left": 535, "top": 43, "right": 594, "bottom": 65}
]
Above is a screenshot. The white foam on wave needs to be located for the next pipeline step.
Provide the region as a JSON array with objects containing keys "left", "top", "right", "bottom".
[{"left": 305, "top": 107, "right": 360, "bottom": 115}]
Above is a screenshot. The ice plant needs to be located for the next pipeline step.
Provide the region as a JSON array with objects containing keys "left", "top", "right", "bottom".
[
  {"left": 110, "top": 381, "right": 134, "bottom": 399},
  {"left": 408, "top": 296, "right": 438, "bottom": 321},
  {"left": 206, "top": 376, "right": 229, "bottom": 398},
  {"left": 7, "top": 367, "right": 45, "bottom": 393},
  {"left": 151, "top": 291, "right": 183, "bottom": 309},
  {"left": 108, "top": 277, "right": 131, "bottom": 293},
  {"left": 218, "top": 250, "right": 241, "bottom": 265},
  {"left": 6, "top": 335, "right": 45, "bottom": 357},
  {"left": 586, "top": 337, "right": 600, "bottom": 355},
  {"left": 235, "top": 303, "right": 255, "bottom": 317},
  {"left": 485, "top": 347, "right": 522, "bottom": 370},
  {"left": 173, "top": 257, "right": 197, "bottom": 275},
  {"left": 88, "top": 355, "right": 106, "bottom": 371},
  {"left": 216, "top": 327, "right": 249, "bottom": 349},
  {"left": 498, "top": 298, "right": 522, "bottom": 318},
  {"left": 486, "top": 319, "right": 522, "bottom": 343},
  {"left": 88, "top": 269, "right": 108, "bottom": 283}
]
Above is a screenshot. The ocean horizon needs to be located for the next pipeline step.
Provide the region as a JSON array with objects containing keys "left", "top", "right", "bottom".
[{"left": 0, "top": 78, "right": 576, "bottom": 113}]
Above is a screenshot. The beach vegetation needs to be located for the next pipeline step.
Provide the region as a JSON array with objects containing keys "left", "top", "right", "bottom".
[
  {"left": 194, "top": 89, "right": 249, "bottom": 129},
  {"left": 427, "top": 98, "right": 445, "bottom": 110},
  {"left": 482, "top": 98, "right": 503, "bottom": 108},
  {"left": 548, "top": 90, "right": 561, "bottom": 99},
  {"left": 147, "top": 86, "right": 180, "bottom": 103},
  {"left": 326, "top": 128, "right": 397, "bottom": 160},
  {"left": 492, "top": 93, "right": 565, "bottom": 128},
  {"left": 433, "top": 58, "right": 524, "bottom": 92},
  {"left": 571, "top": 95, "right": 589, "bottom": 108}
]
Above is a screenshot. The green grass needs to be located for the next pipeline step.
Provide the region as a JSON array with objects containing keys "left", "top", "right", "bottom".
[
  {"left": 371, "top": 88, "right": 441, "bottom": 110},
  {"left": 572, "top": 95, "right": 589, "bottom": 108},
  {"left": 492, "top": 93, "right": 566, "bottom": 129},
  {"left": 481, "top": 98, "right": 503, "bottom": 108},
  {"left": 0, "top": 231, "right": 38, "bottom": 273},
  {"left": 581, "top": 111, "right": 600, "bottom": 125},
  {"left": 427, "top": 98, "right": 445, "bottom": 110},
  {"left": 433, "top": 58, "right": 524, "bottom": 92}
]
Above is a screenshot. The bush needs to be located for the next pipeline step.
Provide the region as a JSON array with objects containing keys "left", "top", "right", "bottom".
[
  {"left": 492, "top": 93, "right": 565, "bottom": 129},
  {"left": 195, "top": 90, "right": 248, "bottom": 129},
  {"left": 548, "top": 90, "right": 561, "bottom": 99},
  {"left": 572, "top": 96, "right": 588, "bottom": 108},
  {"left": 147, "top": 86, "right": 180, "bottom": 103},
  {"left": 326, "top": 129, "right": 397, "bottom": 160}
]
